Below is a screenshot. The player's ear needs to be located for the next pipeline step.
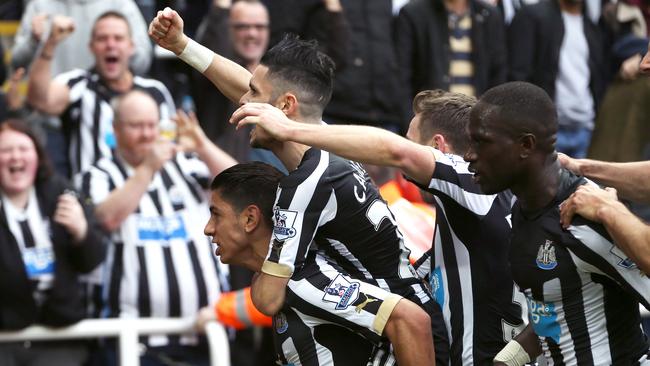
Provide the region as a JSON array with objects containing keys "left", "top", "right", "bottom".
[
  {"left": 519, "top": 133, "right": 536, "bottom": 159},
  {"left": 242, "top": 204, "right": 262, "bottom": 233},
  {"left": 275, "top": 93, "right": 298, "bottom": 116}
]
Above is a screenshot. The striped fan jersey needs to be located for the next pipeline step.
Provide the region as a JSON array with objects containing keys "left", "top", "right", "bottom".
[
  {"left": 510, "top": 169, "right": 650, "bottom": 365},
  {"left": 55, "top": 68, "right": 175, "bottom": 176},
  {"left": 413, "top": 148, "right": 526, "bottom": 365},
  {"left": 79, "top": 152, "right": 226, "bottom": 347}
]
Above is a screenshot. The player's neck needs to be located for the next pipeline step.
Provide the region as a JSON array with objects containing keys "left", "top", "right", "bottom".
[
  {"left": 272, "top": 141, "right": 311, "bottom": 172},
  {"left": 514, "top": 158, "right": 561, "bottom": 213},
  {"left": 248, "top": 230, "right": 273, "bottom": 271},
  {"left": 104, "top": 71, "right": 134, "bottom": 93}
]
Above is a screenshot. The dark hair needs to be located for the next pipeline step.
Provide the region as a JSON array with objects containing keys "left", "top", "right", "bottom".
[
  {"left": 0, "top": 119, "right": 53, "bottom": 185},
  {"left": 210, "top": 162, "right": 285, "bottom": 227},
  {"left": 92, "top": 11, "right": 131, "bottom": 38},
  {"left": 412, "top": 90, "right": 476, "bottom": 154},
  {"left": 260, "top": 34, "right": 335, "bottom": 119},
  {"left": 473, "top": 81, "right": 557, "bottom": 153}
]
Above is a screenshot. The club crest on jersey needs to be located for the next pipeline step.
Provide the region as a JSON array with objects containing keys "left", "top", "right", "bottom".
[
  {"left": 273, "top": 207, "right": 297, "bottom": 241},
  {"left": 274, "top": 312, "right": 288, "bottom": 334},
  {"left": 323, "top": 274, "right": 360, "bottom": 310},
  {"left": 536, "top": 240, "right": 558, "bottom": 270},
  {"left": 610, "top": 245, "right": 637, "bottom": 269}
]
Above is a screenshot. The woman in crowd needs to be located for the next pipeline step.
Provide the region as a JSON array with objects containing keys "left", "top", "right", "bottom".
[{"left": 0, "top": 119, "right": 106, "bottom": 366}]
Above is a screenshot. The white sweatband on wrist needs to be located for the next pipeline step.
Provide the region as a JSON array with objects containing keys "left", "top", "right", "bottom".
[
  {"left": 493, "top": 340, "right": 531, "bottom": 366},
  {"left": 178, "top": 38, "right": 214, "bottom": 73}
]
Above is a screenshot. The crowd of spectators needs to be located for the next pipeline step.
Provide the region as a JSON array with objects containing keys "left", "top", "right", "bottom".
[{"left": 1, "top": 0, "right": 650, "bottom": 365}]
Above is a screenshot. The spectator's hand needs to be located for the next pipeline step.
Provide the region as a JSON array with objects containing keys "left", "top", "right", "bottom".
[
  {"left": 174, "top": 109, "right": 207, "bottom": 153},
  {"left": 195, "top": 305, "right": 217, "bottom": 333},
  {"left": 620, "top": 54, "right": 642, "bottom": 81},
  {"left": 559, "top": 185, "right": 620, "bottom": 229},
  {"left": 557, "top": 153, "right": 582, "bottom": 175},
  {"left": 6, "top": 68, "right": 25, "bottom": 111},
  {"left": 46, "top": 15, "right": 75, "bottom": 45},
  {"left": 230, "top": 102, "right": 294, "bottom": 141},
  {"left": 149, "top": 7, "right": 188, "bottom": 55},
  {"left": 54, "top": 192, "right": 88, "bottom": 243},
  {"left": 31, "top": 13, "right": 49, "bottom": 42},
  {"left": 640, "top": 49, "right": 650, "bottom": 75},
  {"left": 323, "top": 0, "right": 343, "bottom": 12},
  {"left": 142, "top": 140, "right": 177, "bottom": 173}
]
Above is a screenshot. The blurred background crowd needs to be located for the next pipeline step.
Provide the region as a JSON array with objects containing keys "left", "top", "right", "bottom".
[{"left": 0, "top": 0, "right": 649, "bottom": 365}]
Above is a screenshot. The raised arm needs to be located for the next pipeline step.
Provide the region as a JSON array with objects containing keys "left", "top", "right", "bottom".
[
  {"left": 175, "top": 109, "right": 237, "bottom": 175},
  {"left": 95, "top": 141, "right": 177, "bottom": 232},
  {"left": 149, "top": 7, "right": 250, "bottom": 103},
  {"left": 26, "top": 15, "right": 73, "bottom": 115},
  {"left": 560, "top": 184, "right": 650, "bottom": 275},
  {"left": 559, "top": 154, "right": 650, "bottom": 203},
  {"left": 231, "top": 103, "right": 437, "bottom": 184}
]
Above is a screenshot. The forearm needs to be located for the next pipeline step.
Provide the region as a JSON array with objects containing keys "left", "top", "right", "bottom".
[
  {"left": 195, "top": 139, "right": 237, "bottom": 176},
  {"left": 174, "top": 36, "right": 250, "bottom": 104},
  {"left": 285, "top": 123, "right": 433, "bottom": 182},
  {"left": 576, "top": 160, "right": 650, "bottom": 204},
  {"left": 597, "top": 201, "right": 650, "bottom": 274},
  {"left": 95, "top": 165, "right": 154, "bottom": 232},
  {"left": 250, "top": 272, "right": 288, "bottom": 316},
  {"left": 26, "top": 43, "right": 55, "bottom": 112}
]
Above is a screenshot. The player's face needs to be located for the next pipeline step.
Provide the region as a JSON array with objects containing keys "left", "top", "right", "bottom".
[
  {"left": 229, "top": 2, "right": 269, "bottom": 64},
  {"left": 204, "top": 190, "right": 250, "bottom": 265},
  {"left": 90, "top": 16, "right": 134, "bottom": 82},
  {"left": 114, "top": 94, "right": 160, "bottom": 166},
  {"left": 464, "top": 108, "right": 518, "bottom": 194},
  {"left": 0, "top": 129, "right": 38, "bottom": 198},
  {"left": 406, "top": 113, "right": 427, "bottom": 145},
  {"left": 239, "top": 65, "right": 280, "bottom": 148}
]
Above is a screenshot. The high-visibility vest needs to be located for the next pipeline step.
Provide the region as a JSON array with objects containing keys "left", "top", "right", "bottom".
[{"left": 215, "top": 287, "right": 272, "bottom": 329}]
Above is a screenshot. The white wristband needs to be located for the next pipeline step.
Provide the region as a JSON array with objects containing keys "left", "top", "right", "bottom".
[
  {"left": 178, "top": 38, "right": 214, "bottom": 73},
  {"left": 494, "top": 340, "right": 531, "bottom": 366}
]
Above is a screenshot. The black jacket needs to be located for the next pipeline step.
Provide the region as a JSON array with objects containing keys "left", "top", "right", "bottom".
[
  {"left": 0, "top": 175, "right": 106, "bottom": 330},
  {"left": 323, "top": 0, "right": 409, "bottom": 132},
  {"left": 508, "top": 0, "right": 611, "bottom": 108},
  {"left": 395, "top": 0, "right": 507, "bottom": 102}
]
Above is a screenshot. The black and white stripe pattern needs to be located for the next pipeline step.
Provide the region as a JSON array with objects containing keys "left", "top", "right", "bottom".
[
  {"left": 413, "top": 149, "right": 526, "bottom": 365},
  {"left": 1, "top": 189, "right": 55, "bottom": 299},
  {"left": 266, "top": 148, "right": 427, "bottom": 305},
  {"left": 56, "top": 69, "right": 175, "bottom": 176},
  {"left": 272, "top": 253, "right": 397, "bottom": 366},
  {"left": 78, "top": 153, "right": 224, "bottom": 347},
  {"left": 510, "top": 171, "right": 650, "bottom": 365}
]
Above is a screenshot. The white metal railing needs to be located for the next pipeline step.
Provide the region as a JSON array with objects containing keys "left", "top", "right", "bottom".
[{"left": 0, "top": 318, "right": 229, "bottom": 366}]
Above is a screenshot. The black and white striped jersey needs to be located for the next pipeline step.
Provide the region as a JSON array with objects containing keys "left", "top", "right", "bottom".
[
  {"left": 55, "top": 69, "right": 175, "bottom": 176},
  {"left": 413, "top": 149, "right": 526, "bottom": 365},
  {"left": 78, "top": 153, "right": 226, "bottom": 347},
  {"left": 262, "top": 148, "right": 428, "bottom": 305},
  {"left": 1, "top": 189, "right": 55, "bottom": 303},
  {"left": 510, "top": 169, "right": 650, "bottom": 365},
  {"left": 273, "top": 252, "right": 397, "bottom": 366}
]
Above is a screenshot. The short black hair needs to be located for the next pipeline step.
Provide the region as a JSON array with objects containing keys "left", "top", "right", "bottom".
[
  {"left": 260, "top": 34, "right": 335, "bottom": 119},
  {"left": 473, "top": 81, "right": 557, "bottom": 153},
  {"left": 210, "top": 162, "right": 285, "bottom": 227}
]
